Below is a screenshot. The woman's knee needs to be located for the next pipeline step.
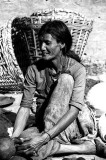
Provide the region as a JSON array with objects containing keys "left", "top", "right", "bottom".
[{"left": 58, "top": 73, "right": 74, "bottom": 86}]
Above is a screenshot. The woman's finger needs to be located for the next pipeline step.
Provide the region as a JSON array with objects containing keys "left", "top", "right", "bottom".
[
  {"left": 17, "top": 143, "right": 30, "bottom": 151},
  {"left": 12, "top": 137, "right": 23, "bottom": 144},
  {"left": 25, "top": 148, "right": 37, "bottom": 156},
  {"left": 17, "top": 148, "right": 37, "bottom": 156},
  {"left": 20, "top": 137, "right": 31, "bottom": 142}
]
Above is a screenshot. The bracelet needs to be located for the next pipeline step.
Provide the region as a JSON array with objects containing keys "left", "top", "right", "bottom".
[{"left": 45, "top": 131, "right": 51, "bottom": 140}]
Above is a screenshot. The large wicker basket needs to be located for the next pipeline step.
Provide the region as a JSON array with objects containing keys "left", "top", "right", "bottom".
[
  {"left": 0, "top": 8, "right": 93, "bottom": 92},
  {"left": 30, "top": 8, "right": 93, "bottom": 59}
]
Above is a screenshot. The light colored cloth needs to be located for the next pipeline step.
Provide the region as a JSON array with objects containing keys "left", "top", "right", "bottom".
[
  {"left": 98, "top": 113, "right": 106, "bottom": 143},
  {"left": 19, "top": 73, "right": 97, "bottom": 160}
]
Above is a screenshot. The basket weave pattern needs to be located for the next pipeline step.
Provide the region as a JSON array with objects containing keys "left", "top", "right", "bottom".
[
  {"left": 30, "top": 9, "right": 93, "bottom": 58},
  {"left": 0, "top": 20, "right": 24, "bottom": 92},
  {"left": 0, "top": 9, "right": 93, "bottom": 92}
]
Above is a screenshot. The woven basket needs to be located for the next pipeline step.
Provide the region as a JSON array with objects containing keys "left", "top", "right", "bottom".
[
  {"left": 11, "top": 9, "right": 93, "bottom": 67},
  {"left": 0, "top": 20, "right": 24, "bottom": 93},
  {"left": 30, "top": 8, "right": 93, "bottom": 59}
]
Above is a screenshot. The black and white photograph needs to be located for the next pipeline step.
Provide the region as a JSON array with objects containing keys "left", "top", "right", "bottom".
[{"left": 0, "top": 0, "right": 106, "bottom": 160}]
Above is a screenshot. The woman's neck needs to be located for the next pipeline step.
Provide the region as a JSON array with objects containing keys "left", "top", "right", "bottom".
[{"left": 50, "top": 54, "right": 66, "bottom": 73}]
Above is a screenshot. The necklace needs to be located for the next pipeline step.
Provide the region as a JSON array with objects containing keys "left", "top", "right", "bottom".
[{"left": 48, "top": 68, "right": 60, "bottom": 82}]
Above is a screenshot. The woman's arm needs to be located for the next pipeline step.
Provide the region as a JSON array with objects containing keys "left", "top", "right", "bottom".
[
  {"left": 16, "top": 105, "right": 79, "bottom": 155},
  {"left": 46, "top": 105, "right": 79, "bottom": 139},
  {"left": 12, "top": 65, "right": 37, "bottom": 138},
  {"left": 12, "top": 107, "right": 30, "bottom": 138}
]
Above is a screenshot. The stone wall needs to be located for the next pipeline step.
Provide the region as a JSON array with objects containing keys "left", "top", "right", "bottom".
[{"left": 0, "top": 0, "right": 106, "bottom": 75}]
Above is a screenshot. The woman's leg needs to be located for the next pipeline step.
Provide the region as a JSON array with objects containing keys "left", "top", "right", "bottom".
[
  {"left": 10, "top": 155, "right": 28, "bottom": 160},
  {"left": 57, "top": 141, "right": 96, "bottom": 155},
  {"left": 43, "top": 73, "right": 96, "bottom": 155},
  {"left": 44, "top": 73, "right": 74, "bottom": 131}
]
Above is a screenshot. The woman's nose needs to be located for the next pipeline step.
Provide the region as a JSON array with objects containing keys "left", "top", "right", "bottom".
[{"left": 41, "top": 42, "right": 46, "bottom": 51}]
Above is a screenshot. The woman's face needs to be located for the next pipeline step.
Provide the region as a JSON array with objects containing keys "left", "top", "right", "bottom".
[{"left": 39, "top": 34, "right": 63, "bottom": 61}]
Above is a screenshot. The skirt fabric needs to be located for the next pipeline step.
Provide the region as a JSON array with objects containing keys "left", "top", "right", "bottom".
[{"left": 19, "top": 74, "right": 97, "bottom": 160}]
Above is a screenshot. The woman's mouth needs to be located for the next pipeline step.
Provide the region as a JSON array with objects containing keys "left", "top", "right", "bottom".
[{"left": 42, "top": 52, "right": 48, "bottom": 57}]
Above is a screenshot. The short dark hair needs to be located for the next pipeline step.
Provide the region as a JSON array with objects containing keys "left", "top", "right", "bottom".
[{"left": 38, "top": 20, "right": 72, "bottom": 54}]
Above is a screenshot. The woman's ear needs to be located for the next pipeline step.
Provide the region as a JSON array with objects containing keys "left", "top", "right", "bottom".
[{"left": 59, "top": 43, "right": 65, "bottom": 49}]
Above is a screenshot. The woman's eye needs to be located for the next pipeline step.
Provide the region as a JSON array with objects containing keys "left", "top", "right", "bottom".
[
  {"left": 45, "top": 41, "right": 51, "bottom": 45},
  {"left": 46, "top": 43, "right": 50, "bottom": 45}
]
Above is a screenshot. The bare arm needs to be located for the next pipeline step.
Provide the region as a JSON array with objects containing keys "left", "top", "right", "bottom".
[
  {"left": 12, "top": 107, "right": 30, "bottom": 138},
  {"left": 40, "top": 105, "right": 79, "bottom": 143},
  {"left": 42, "top": 106, "right": 79, "bottom": 146},
  {"left": 47, "top": 105, "right": 79, "bottom": 139},
  {"left": 12, "top": 65, "right": 37, "bottom": 138}
]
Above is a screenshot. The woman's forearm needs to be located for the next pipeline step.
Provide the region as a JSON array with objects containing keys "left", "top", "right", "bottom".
[
  {"left": 47, "top": 106, "right": 79, "bottom": 139},
  {"left": 12, "top": 107, "right": 30, "bottom": 138}
]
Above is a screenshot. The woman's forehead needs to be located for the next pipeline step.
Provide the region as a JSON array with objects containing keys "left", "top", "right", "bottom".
[{"left": 39, "top": 33, "right": 56, "bottom": 41}]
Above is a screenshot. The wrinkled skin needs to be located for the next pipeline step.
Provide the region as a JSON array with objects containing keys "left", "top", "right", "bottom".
[{"left": 16, "top": 134, "right": 45, "bottom": 156}]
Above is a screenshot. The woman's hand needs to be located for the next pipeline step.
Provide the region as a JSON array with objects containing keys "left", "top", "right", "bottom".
[{"left": 16, "top": 133, "right": 49, "bottom": 156}]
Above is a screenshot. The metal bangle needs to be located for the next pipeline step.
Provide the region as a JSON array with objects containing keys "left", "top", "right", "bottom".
[{"left": 45, "top": 131, "right": 51, "bottom": 140}]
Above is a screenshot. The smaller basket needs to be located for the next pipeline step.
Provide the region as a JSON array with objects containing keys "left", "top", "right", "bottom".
[
  {"left": 0, "top": 19, "right": 24, "bottom": 92},
  {"left": 0, "top": 75, "right": 23, "bottom": 93}
]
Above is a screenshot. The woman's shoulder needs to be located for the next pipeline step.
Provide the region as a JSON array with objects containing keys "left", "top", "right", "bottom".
[
  {"left": 65, "top": 57, "right": 86, "bottom": 81},
  {"left": 67, "top": 57, "right": 85, "bottom": 71},
  {"left": 27, "top": 64, "right": 38, "bottom": 74},
  {"left": 64, "top": 57, "right": 86, "bottom": 78},
  {"left": 27, "top": 59, "right": 47, "bottom": 72}
]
